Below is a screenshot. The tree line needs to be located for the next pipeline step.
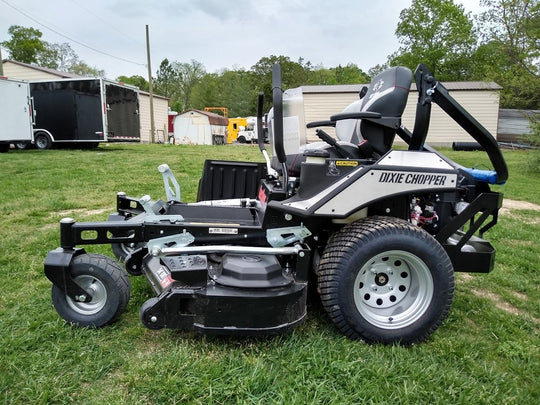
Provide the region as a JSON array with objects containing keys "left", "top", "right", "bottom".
[{"left": 2, "top": 0, "right": 538, "bottom": 116}]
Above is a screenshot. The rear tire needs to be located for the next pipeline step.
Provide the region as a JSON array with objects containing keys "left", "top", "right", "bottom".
[
  {"left": 318, "top": 216, "right": 454, "bottom": 345},
  {"left": 51, "top": 254, "right": 130, "bottom": 327}
]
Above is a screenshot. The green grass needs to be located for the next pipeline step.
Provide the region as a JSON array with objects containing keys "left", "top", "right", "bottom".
[{"left": 0, "top": 144, "right": 538, "bottom": 404}]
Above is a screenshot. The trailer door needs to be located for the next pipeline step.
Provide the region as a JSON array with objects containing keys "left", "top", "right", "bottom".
[
  {"left": 75, "top": 92, "right": 102, "bottom": 140},
  {"left": 0, "top": 79, "right": 34, "bottom": 143},
  {"left": 105, "top": 84, "right": 140, "bottom": 142}
]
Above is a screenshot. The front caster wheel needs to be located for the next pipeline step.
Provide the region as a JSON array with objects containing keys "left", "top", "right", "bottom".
[
  {"left": 51, "top": 254, "right": 130, "bottom": 327},
  {"left": 318, "top": 216, "right": 454, "bottom": 345}
]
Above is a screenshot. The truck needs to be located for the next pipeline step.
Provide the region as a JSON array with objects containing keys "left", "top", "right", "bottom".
[
  {"left": 227, "top": 117, "right": 247, "bottom": 143},
  {"left": 30, "top": 78, "right": 140, "bottom": 149},
  {"left": 237, "top": 116, "right": 268, "bottom": 143},
  {"left": 0, "top": 77, "right": 35, "bottom": 153}
]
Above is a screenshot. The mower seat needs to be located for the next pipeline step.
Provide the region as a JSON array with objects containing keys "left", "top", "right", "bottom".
[
  {"left": 333, "top": 66, "right": 413, "bottom": 156},
  {"left": 276, "top": 66, "right": 412, "bottom": 177}
]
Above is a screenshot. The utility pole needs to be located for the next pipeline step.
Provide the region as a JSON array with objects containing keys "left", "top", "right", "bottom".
[{"left": 146, "top": 25, "right": 156, "bottom": 144}]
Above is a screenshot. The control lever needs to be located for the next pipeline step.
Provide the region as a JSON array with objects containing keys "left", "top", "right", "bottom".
[{"left": 315, "top": 129, "right": 353, "bottom": 159}]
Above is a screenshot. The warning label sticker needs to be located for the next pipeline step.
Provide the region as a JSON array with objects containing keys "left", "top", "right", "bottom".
[{"left": 335, "top": 160, "right": 359, "bottom": 167}]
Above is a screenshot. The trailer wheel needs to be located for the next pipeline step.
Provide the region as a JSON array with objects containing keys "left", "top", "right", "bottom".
[
  {"left": 237, "top": 136, "right": 246, "bottom": 143},
  {"left": 0, "top": 144, "right": 9, "bottom": 153},
  {"left": 14, "top": 143, "right": 30, "bottom": 150},
  {"left": 51, "top": 253, "right": 130, "bottom": 327},
  {"left": 318, "top": 216, "right": 454, "bottom": 345},
  {"left": 34, "top": 132, "right": 52, "bottom": 150}
]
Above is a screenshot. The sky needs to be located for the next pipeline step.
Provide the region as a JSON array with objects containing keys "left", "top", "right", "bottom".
[{"left": 0, "top": 0, "right": 486, "bottom": 80}]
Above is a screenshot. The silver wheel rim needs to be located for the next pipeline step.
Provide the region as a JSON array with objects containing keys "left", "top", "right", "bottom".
[
  {"left": 66, "top": 275, "right": 107, "bottom": 315},
  {"left": 36, "top": 136, "right": 47, "bottom": 149},
  {"left": 353, "top": 250, "right": 433, "bottom": 330}
]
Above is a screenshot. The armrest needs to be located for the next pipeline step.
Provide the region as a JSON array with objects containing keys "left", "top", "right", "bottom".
[
  {"left": 330, "top": 111, "right": 382, "bottom": 121},
  {"left": 306, "top": 120, "right": 336, "bottom": 128}
]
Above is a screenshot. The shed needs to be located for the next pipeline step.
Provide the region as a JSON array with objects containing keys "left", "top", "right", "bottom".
[
  {"left": 137, "top": 90, "right": 170, "bottom": 143},
  {"left": 173, "top": 110, "right": 228, "bottom": 145},
  {"left": 2, "top": 59, "right": 169, "bottom": 144},
  {"left": 497, "top": 109, "right": 539, "bottom": 143},
  {"left": 299, "top": 80, "right": 502, "bottom": 146}
]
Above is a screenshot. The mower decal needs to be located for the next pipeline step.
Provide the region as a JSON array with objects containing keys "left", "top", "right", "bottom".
[
  {"left": 209, "top": 227, "right": 239, "bottom": 235},
  {"left": 314, "top": 170, "right": 458, "bottom": 216},
  {"left": 378, "top": 171, "right": 448, "bottom": 186}
]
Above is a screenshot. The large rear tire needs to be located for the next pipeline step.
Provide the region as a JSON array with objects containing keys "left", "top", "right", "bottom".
[
  {"left": 51, "top": 254, "right": 130, "bottom": 327},
  {"left": 318, "top": 216, "right": 454, "bottom": 345}
]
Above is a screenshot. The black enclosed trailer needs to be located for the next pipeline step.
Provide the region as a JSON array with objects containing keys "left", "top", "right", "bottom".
[{"left": 30, "top": 78, "right": 140, "bottom": 149}]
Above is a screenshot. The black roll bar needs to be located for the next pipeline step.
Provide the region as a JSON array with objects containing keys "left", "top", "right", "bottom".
[{"left": 412, "top": 64, "right": 508, "bottom": 184}]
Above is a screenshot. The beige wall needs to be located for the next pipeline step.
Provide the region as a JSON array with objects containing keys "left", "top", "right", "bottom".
[
  {"left": 2, "top": 61, "right": 64, "bottom": 80},
  {"left": 302, "top": 87, "right": 500, "bottom": 146},
  {"left": 138, "top": 93, "right": 170, "bottom": 143}
]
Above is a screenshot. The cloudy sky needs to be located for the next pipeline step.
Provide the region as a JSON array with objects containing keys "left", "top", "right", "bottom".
[{"left": 1, "top": 0, "right": 485, "bottom": 80}]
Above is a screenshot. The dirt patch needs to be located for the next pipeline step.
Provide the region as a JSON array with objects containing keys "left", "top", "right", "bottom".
[
  {"left": 456, "top": 273, "right": 474, "bottom": 282},
  {"left": 502, "top": 199, "right": 540, "bottom": 211},
  {"left": 506, "top": 239, "right": 534, "bottom": 247},
  {"left": 471, "top": 288, "right": 539, "bottom": 326},
  {"left": 512, "top": 291, "right": 529, "bottom": 302},
  {"left": 54, "top": 208, "right": 110, "bottom": 218},
  {"left": 471, "top": 288, "right": 522, "bottom": 316},
  {"left": 500, "top": 199, "right": 540, "bottom": 217}
]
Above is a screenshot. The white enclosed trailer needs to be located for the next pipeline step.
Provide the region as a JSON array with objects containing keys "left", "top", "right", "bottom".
[{"left": 0, "top": 77, "right": 35, "bottom": 152}]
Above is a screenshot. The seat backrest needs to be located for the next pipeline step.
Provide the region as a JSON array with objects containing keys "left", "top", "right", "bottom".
[
  {"left": 336, "top": 67, "right": 412, "bottom": 155},
  {"left": 361, "top": 66, "right": 412, "bottom": 155}
]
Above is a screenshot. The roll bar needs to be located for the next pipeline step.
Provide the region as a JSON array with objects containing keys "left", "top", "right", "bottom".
[{"left": 412, "top": 64, "right": 508, "bottom": 184}]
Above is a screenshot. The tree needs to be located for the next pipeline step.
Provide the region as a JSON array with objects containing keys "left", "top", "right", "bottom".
[
  {"left": 329, "top": 64, "right": 370, "bottom": 84},
  {"left": 191, "top": 69, "right": 256, "bottom": 117},
  {"left": 116, "top": 75, "right": 149, "bottom": 91},
  {"left": 176, "top": 60, "right": 206, "bottom": 111},
  {"left": 479, "top": 0, "right": 539, "bottom": 77},
  {"left": 250, "top": 55, "right": 312, "bottom": 111},
  {"left": 475, "top": 0, "right": 540, "bottom": 109},
  {"left": 67, "top": 62, "right": 104, "bottom": 77},
  {"left": 2, "top": 25, "right": 104, "bottom": 77},
  {"left": 154, "top": 59, "right": 206, "bottom": 112},
  {"left": 39, "top": 42, "right": 79, "bottom": 71},
  {"left": 389, "top": 0, "right": 477, "bottom": 80},
  {"left": 154, "top": 59, "right": 177, "bottom": 98},
  {"left": 1, "top": 25, "right": 46, "bottom": 64}
]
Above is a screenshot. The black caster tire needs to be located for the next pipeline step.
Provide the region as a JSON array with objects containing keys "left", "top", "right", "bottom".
[{"left": 51, "top": 254, "right": 130, "bottom": 327}]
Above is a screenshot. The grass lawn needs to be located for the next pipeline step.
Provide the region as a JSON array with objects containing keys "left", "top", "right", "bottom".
[{"left": 0, "top": 144, "right": 538, "bottom": 404}]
